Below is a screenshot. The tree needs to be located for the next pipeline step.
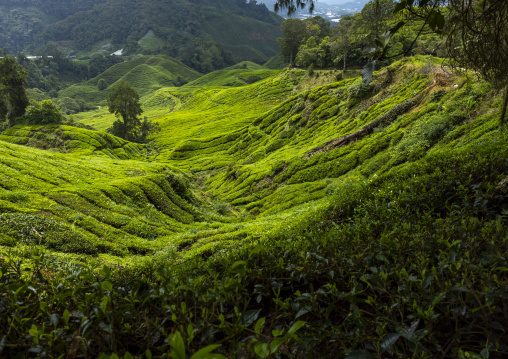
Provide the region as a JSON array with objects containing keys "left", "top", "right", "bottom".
[
  {"left": 0, "top": 55, "right": 29, "bottom": 127},
  {"left": 24, "top": 100, "right": 65, "bottom": 125},
  {"left": 330, "top": 15, "right": 358, "bottom": 71},
  {"left": 107, "top": 81, "right": 143, "bottom": 140},
  {"left": 360, "top": 0, "right": 395, "bottom": 44},
  {"left": 445, "top": 0, "right": 508, "bottom": 123},
  {"left": 277, "top": 19, "right": 307, "bottom": 65},
  {"left": 274, "top": 0, "right": 508, "bottom": 122}
]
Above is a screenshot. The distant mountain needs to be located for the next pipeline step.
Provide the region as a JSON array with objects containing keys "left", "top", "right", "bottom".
[{"left": 0, "top": 0, "right": 283, "bottom": 66}]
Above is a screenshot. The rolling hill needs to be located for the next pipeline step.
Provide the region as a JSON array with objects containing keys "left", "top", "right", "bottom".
[{"left": 1, "top": 56, "right": 507, "bottom": 357}]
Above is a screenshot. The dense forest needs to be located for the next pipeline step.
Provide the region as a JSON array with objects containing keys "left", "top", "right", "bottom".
[{"left": 0, "top": 0, "right": 282, "bottom": 67}]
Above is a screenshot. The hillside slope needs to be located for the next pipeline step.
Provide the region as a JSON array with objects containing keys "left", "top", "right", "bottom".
[
  {"left": 59, "top": 55, "right": 201, "bottom": 104},
  {"left": 1, "top": 56, "right": 507, "bottom": 357},
  {"left": 0, "top": 0, "right": 283, "bottom": 64}
]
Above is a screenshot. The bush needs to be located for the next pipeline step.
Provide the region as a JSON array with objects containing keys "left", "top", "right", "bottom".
[{"left": 24, "top": 100, "right": 64, "bottom": 125}]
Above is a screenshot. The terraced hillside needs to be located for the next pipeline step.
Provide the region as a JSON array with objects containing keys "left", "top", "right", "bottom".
[
  {"left": 5, "top": 56, "right": 503, "bottom": 261},
  {"left": 59, "top": 55, "right": 201, "bottom": 104},
  {"left": 1, "top": 56, "right": 507, "bottom": 357}
]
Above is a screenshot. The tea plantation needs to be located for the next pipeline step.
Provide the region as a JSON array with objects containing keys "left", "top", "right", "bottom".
[{"left": 0, "top": 56, "right": 507, "bottom": 358}]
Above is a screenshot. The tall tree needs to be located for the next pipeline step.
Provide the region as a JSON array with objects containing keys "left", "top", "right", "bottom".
[
  {"left": 445, "top": 0, "right": 508, "bottom": 123},
  {"left": 277, "top": 19, "right": 307, "bottom": 65},
  {"left": 107, "top": 81, "right": 143, "bottom": 140},
  {"left": 330, "top": 15, "right": 358, "bottom": 71},
  {"left": 0, "top": 55, "right": 29, "bottom": 127}
]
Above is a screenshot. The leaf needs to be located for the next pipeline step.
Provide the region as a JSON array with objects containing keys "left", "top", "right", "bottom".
[
  {"left": 231, "top": 260, "right": 247, "bottom": 277},
  {"left": 254, "top": 317, "right": 266, "bottom": 334},
  {"left": 242, "top": 309, "right": 261, "bottom": 327},
  {"left": 481, "top": 348, "right": 489, "bottom": 359},
  {"left": 169, "top": 331, "right": 186, "bottom": 359},
  {"left": 295, "top": 307, "right": 310, "bottom": 319},
  {"left": 345, "top": 350, "right": 376, "bottom": 359},
  {"left": 98, "top": 322, "right": 112, "bottom": 334},
  {"left": 272, "top": 328, "right": 284, "bottom": 337},
  {"left": 100, "top": 265, "right": 111, "bottom": 278},
  {"left": 101, "top": 281, "right": 113, "bottom": 292},
  {"left": 390, "top": 21, "right": 406, "bottom": 34},
  {"left": 487, "top": 321, "right": 505, "bottom": 332},
  {"left": 190, "top": 344, "right": 226, "bottom": 359},
  {"left": 145, "top": 349, "right": 152, "bottom": 359},
  {"left": 254, "top": 343, "right": 270, "bottom": 358},
  {"left": 286, "top": 321, "right": 306, "bottom": 336},
  {"left": 100, "top": 297, "right": 109, "bottom": 313},
  {"left": 28, "top": 324, "right": 38, "bottom": 338},
  {"left": 63, "top": 309, "right": 70, "bottom": 326},
  {"left": 124, "top": 352, "right": 134, "bottom": 359},
  {"left": 400, "top": 320, "right": 420, "bottom": 340},
  {"left": 428, "top": 10, "right": 445, "bottom": 33},
  {"left": 380, "top": 333, "right": 400, "bottom": 354},
  {"left": 361, "top": 61, "right": 376, "bottom": 86},
  {"left": 393, "top": 0, "right": 408, "bottom": 14},
  {"left": 269, "top": 337, "right": 286, "bottom": 354}
]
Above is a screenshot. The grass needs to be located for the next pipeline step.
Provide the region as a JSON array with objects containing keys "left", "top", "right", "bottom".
[{"left": 1, "top": 55, "right": 507, "bottom": 357}]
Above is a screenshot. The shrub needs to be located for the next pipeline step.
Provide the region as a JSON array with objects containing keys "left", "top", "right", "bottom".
[{"left": 24, "top": 100, "right": 65, "bottom": 125}]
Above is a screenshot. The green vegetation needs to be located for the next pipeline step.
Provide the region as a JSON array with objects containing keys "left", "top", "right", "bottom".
[
  {"left": 1, "top": 54, "right": 508, "bottom": 357},
  {"left": 0, "top": 55, "right": 29, "bottom": 127},
  {"left": 59, "top": 55, "right": 202, "bottom": 106},
  {"left": 0, "top": 0, "right": 282, "bottom": 71}
]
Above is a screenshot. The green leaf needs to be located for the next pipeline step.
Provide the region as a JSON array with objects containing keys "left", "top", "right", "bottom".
[
  {"left": 145, "top": 349, "right": 152, "bottom": 359},
  {"left": 231, "top": 260, "right": 247, "bottom": 277},
  {"left": 28, "top": 324, "right": 38, "bottom": 338},
  {"left": 254, "top": 343, "right": 270, "bottom": 358},
  {"left": 190, "top": 344, "right": 226, "bottom": 359},
  {"left": 272, "top": 328, "right": 284, "bottom": 337},
  {"left": 100, "top": 297, "right": 109, "bottom": 313},
  {"left": 345, "top": 350, "right": 376, "bottom": 359},
  {"left": 100, "top": 265, "right": 111, "bottom": 278},
  {"left": 111, "top": 354, "right": 119, "bottom": 359},
  {"left": 270, "top": 337, "right": 286, "bottom": 354},
  {"left": 254, "top": 317, "right": 266, "bottom": 334},
  {"left": 63, "top": 309, "right": 70, "bottom": 326},
  {"left": 101, "top": 281, "right": 113, "bottom": 292},
  {"left": 169, "top": 331, "right": 186, "bottom": 359},
  {"left": 286, "top": 321, "right": 306, "bottom": 336},
  {"left": 481, "top": 348, "right": 489, "bottom": 359},
  {"left": 124, "top": 352, "right": 134, "bottom": 359},
  {"left": 242, "top": 309, "right": 261, "bottom": 327}
]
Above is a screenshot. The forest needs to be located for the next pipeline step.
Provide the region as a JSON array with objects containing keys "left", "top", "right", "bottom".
[{"left": 0, "top": 0, "right": 507, "bottom": 358}]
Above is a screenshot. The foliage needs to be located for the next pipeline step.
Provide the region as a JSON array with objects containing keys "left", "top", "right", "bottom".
[
  {"left": 107, "top": 81, "right": 143, "bottom": 140},
  {"left": 1, "top": 57, "right": 508, "bottom": 357},
  {"left": 0, "top": 55, "right": 29, "bottom": 126},
  {"left": 24, "top": 100, "right": 65, "bottom": 125}
]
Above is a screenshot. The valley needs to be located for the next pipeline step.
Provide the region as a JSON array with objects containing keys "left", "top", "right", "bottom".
[{"left": 1, "top": 0, "right": 507, "bottom": 357}]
